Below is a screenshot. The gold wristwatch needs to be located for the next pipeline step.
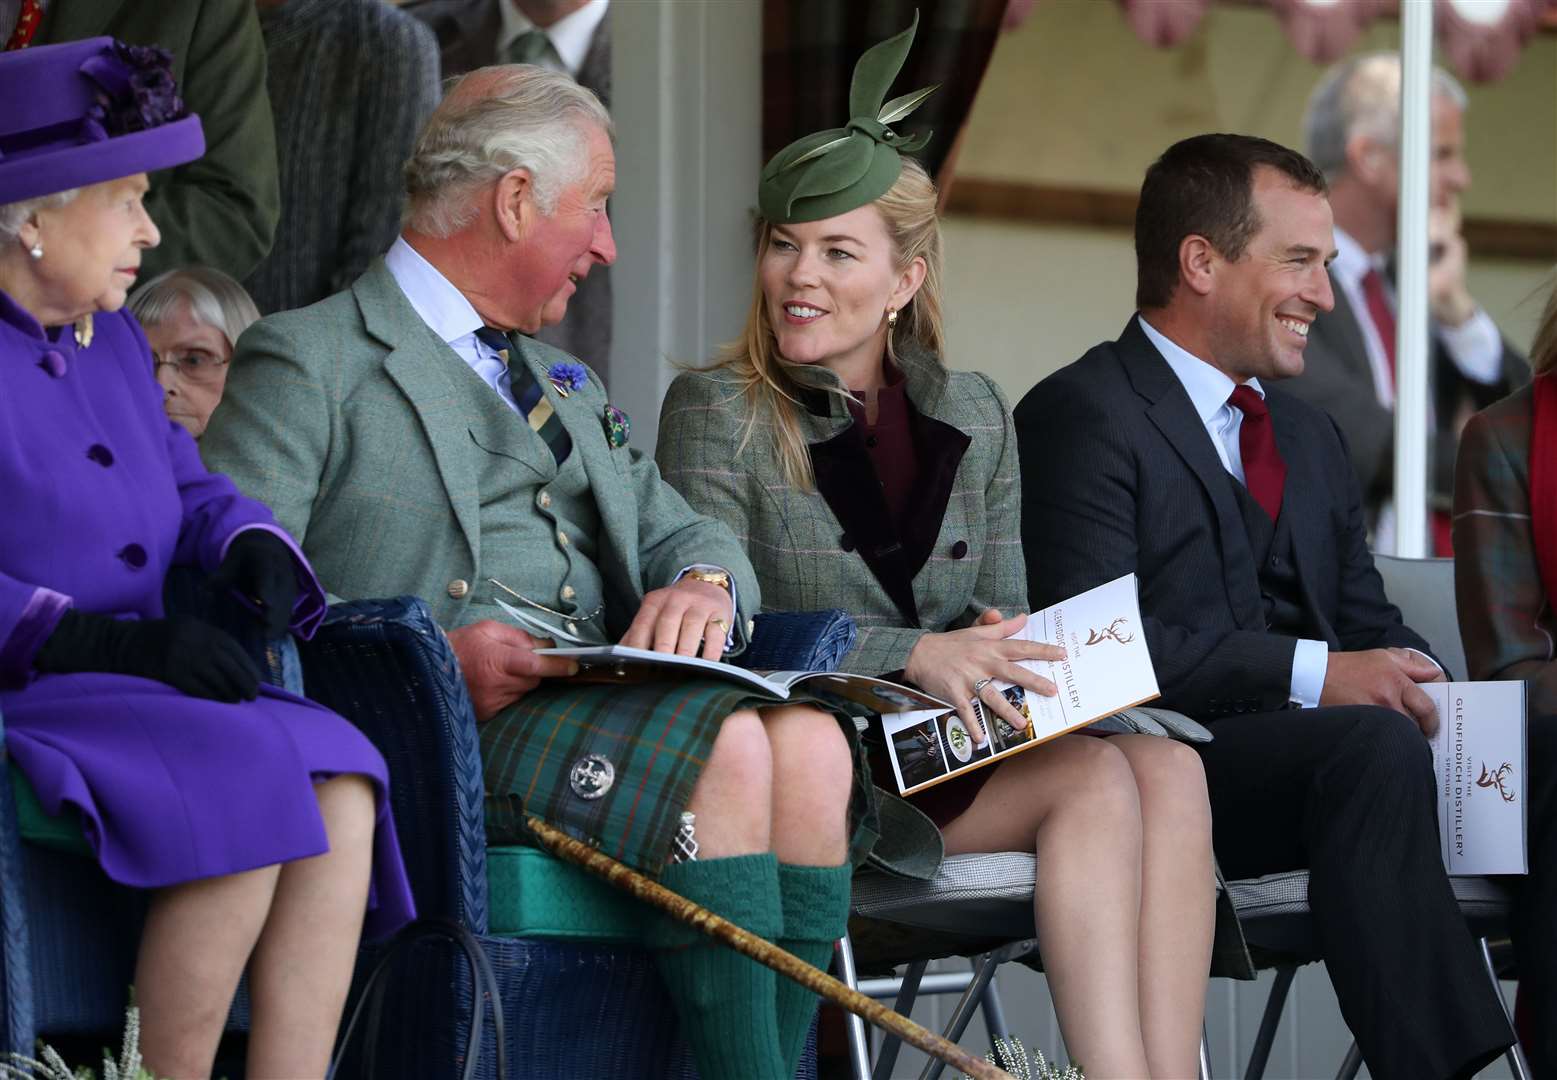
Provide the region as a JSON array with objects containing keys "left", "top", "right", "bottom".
[{"left": 685, "top": 567, "right": 732, "bottom": 594}]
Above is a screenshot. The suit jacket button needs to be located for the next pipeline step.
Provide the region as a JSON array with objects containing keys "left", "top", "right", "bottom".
[
  {"left": 561, "top": 584, "right": 577, "bottom": 601},
  {"left": 538, "top": 491, "right": 552, "bottom": 509},
  {"left": 566, "top": 621, "right": 579, "bottom": 636},
  {"left": 950, "top": 540, "right": 969, "bottom": 559},
  {"left": 557, "top": 531, "right": 570, "bottom": 547},
  {"left": 840, "top": 533, "right": 854, "bottom": 552},
  {"left": 447, "top": 579, "right": 470, "bottom": 599},
  {"left": 746, "top": 618, "right": 756, "bottom": 637}
]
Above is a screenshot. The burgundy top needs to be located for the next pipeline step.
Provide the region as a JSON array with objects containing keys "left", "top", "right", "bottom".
[{"left": 845, "top": 360, "right": 920, "bottom": 534}]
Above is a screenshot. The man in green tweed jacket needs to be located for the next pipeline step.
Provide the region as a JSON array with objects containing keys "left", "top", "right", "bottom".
[{"left": 202, "top": 64, "right": 856, "bottom": 1080}]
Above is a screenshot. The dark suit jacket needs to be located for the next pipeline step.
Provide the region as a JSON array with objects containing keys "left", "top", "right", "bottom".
[
  {"left": 1281, "top": 268, "right": 1528, "bottom": 514},
  {"left": 1017, "top": 316, "right": 1434, "bottom": 722},
  {"left": 402, "top": 0, "right": 614, "bottom": 370},
  {"left": 39, "top": 0, "right": 280, "bottom": 283}
]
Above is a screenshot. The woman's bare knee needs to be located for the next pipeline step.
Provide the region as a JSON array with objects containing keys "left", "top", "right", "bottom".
[{"left": 1112, "top": 734, "right": 1210, "bottom": 828}]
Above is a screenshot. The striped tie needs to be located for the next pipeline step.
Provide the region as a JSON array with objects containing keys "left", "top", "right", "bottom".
[{"left": 474, "top": 327, "right": 573, "bottom": 466}]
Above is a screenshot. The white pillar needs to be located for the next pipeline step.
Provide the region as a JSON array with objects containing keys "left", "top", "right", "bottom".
[
  {"left": 610, "top": 0, "right": 762, "bottom": 459},
  {"left": 1393, "top": 0, "right": 1435, "bottom": 557}
]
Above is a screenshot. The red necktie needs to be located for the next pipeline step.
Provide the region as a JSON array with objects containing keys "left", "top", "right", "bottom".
[
  {"left": 1360, "top": 267, "right": 1397, "bottom": 389},
  {"left": 4, "top": 0, "right": 42, "bottom": 49},
  {"left": 1229, "top": 385, "right": 1286, "bottom": 522}
]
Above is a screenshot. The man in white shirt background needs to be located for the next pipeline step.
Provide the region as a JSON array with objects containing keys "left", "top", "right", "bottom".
[
  {"left": 405, "top": 0, "right": 615, "bottom": 377},
  {"left": 1285, "top": 52, "right": 1528, "bottom": 554}
]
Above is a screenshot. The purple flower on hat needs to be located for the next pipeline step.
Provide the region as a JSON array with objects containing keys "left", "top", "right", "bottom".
[
  {"left": 78, "top": 41, "right": 186, "bottom": 139},
  {"left": 547, "top": 361, "right": 588, "bottom": 396}
]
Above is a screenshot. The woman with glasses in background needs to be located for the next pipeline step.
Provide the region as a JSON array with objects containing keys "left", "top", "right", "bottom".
[{"left": 130, "top": 265, "right": 259, "bottom": 438}]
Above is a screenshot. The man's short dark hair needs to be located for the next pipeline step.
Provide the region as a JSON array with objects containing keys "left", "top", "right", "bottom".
[{"left": 1134, "top": 134, "right": 1328, "bottom": 310}]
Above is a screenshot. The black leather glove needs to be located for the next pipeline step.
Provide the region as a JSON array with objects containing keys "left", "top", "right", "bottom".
[
  {"left": 207, "top": 530, "right": 298, "bottom": 638},
  {"left": 36, "top": 611, "right": 261, "bottom": 702}
]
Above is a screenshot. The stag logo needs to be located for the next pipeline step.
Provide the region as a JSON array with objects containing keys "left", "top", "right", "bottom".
[
  {"left": 1084, "top": 617, "right": 1135, "bottom": 647},
  {"left": 1475, "top": 761, "right": 1517, "bottom": 803}
]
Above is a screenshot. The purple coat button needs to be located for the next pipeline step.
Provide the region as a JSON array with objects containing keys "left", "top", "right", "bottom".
[
  {"left": 38, "top": 351, "right": 66, "bottom": 378},
  {"left": 118, "top": 543, "right": 148, "bottom": 569},
  {"left": 87, "top": 444, "right": 115, "bottom": 466}
]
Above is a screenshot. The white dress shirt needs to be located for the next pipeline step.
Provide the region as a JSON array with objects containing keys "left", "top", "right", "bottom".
[
  {"left": 498, "top": 0, "right": 608, "bottom": 78},
  {"left": 1139, "top": 316, "right": 1331, "bottom": 707}
]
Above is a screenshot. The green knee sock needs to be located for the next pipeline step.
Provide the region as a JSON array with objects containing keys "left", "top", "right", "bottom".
[
  {"left": 648, "top": 853, "right": 786, "bottom": 1080},
  {"left": 775, "top": 862, "right": 854, "bottom": 1078}
]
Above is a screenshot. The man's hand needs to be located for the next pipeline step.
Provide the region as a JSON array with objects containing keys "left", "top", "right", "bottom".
[
  {"left": 1320, "top": 647, "right": 1445, "bottom": 736},
  {"left": 620, "top": 577, "right": 732, "bottom": 661},
  {"left": 446, "top": 620, "right": 578, "bottom": 722},
  {"left": 1428, "top": 205, "right": 1477, "bottom": 328}
]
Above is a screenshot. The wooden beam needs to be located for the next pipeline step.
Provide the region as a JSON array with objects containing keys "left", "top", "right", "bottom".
[{"left": 944, "top": 177, "right": 1557, "bottom": 262}]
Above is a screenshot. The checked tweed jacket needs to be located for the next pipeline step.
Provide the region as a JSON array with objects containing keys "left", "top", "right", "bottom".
[
  {"left": 656, "top": 342, "right": 1026, "bottom": 677},
  {"left": 1454, "top": 382, "right": 1557, "bottom": 717}
]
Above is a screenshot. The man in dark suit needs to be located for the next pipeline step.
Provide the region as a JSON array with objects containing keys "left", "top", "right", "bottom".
[
  {"left": 1287, "top": 53, "right": 1527, "bottom": 551},
  {"left": 403, "top": 0, "right": 613, "bottom": 372},
  {"left": 1018, "top": 134, "right": 1516, "bottom": 1079}
]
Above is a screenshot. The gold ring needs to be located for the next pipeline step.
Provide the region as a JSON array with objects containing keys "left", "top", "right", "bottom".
[{"left": 709, "top": 616, "right": 729, "bottom": 629}]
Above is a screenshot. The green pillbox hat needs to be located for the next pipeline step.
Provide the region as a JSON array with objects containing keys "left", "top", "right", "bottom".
[{"left": 758, "top": 12, "right": 937, "bottom": 225}]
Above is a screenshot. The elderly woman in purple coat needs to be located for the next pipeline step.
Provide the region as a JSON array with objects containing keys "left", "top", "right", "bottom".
[{"left": 0, "top": 39, "right": 413, "bottom": 1079}]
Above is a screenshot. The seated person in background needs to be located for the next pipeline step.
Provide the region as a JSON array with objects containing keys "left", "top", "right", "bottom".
[
  {"left": 1453, "top": 279, "right": 1557, "bottom": 1075},
  {"left": 1018, "top": 133, "right": 1521, "bottom": 1080},
  {"left": 129, "top": 265, "right": 259, "bottom": 438},
  {"left": 1286, "top": 53, "right": 1528, "bottom": 551},
  {"left": 202, "top": 63, "right": 858, "bottom": 1080},
  {"left": 656, "top": 19, "right": 1216, "bottom": 1079},
  {"left": 0, "top": 39, "right": 413, "bottom": 1079}
]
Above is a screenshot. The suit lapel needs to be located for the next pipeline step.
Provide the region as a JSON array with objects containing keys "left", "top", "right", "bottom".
[
  {"left": 1121, "top": 318, "right": 1265, "bottom": 630},
  {"left": 1270, "top": 396, "right": 1342, "bottom": 647},
  {"left": 358, "top": 264, "right": 484, "bottom": 571},
  {"left": 577, "top": 17, "right": 611, "bottom": 105},
  {"left": 1312, "top": 270, "right": 1375, "bottom": 387}
]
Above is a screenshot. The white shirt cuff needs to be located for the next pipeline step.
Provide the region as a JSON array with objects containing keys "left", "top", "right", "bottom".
[
  {"left": 1289, "top": 638, "right": 1330, "bottom": 709},
  {"left": 1438, "top": 308, "right": 1503, "bottom": 385},
  {"left": 676, "top": 564, "right": 739, "bottom": 650}
]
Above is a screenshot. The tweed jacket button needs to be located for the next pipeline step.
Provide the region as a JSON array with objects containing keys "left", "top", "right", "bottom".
[
  {"left": 38, "top": 350, "right": 65, "bottom": 377},
  {"left": 447, "top": 579, "right": 470, "bottom": 599},
  {"left": 561, "top": 584, "right": 577, "bottom": 601},
  {"left": 950, "top": 540, "right": 969, "bottom": 559},
  {"left": 86, "top": 444, "right": 114, "bottom": 466},
  {"left": 538, "top": 491, "right": 552, "bottom": 509},
  {"left": 118, "top": 543, "right": 147, "bottom": 569},
  {"left": 569, "top": 754, "right": 615, "bottom": 799},
  {"left": 566, "top": 621, "right": 579, "bottom": 636},
  {"left": 557, "top": 531, "right": 569, "bottom": 547}
]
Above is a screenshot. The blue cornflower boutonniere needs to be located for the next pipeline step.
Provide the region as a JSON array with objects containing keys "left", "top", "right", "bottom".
[
  {"left": 604, "top": 405, "right": 631, "bottom": 449},
  {"left": 547, "top": 361, "right": 589, "bottom": 397}
]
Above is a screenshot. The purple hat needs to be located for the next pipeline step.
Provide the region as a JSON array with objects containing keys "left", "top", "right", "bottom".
[{"left": 0, "top": 36, "right": 205, "bottom": 205}]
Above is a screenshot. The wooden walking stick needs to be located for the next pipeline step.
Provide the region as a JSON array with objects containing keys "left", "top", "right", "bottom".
[{"left": 524, "top": 815, "right": 1014, "bottom": 1080}]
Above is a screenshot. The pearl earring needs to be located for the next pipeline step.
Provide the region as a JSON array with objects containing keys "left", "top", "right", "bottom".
[{"left": 27, "top": 242, "right": 42, "bottom": 260}]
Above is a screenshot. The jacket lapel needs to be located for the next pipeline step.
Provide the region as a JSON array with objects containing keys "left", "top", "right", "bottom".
[
  {"left": 901, "top": 384, "right": 971, "bottom": 581},
  {"left": 1120, "top": 318, "right": 1265, "bottom": 630},
  {"left": 1311, "top": 270, "right": 1375, "bottom": 385},
  {"left": 357, "top": 264, "right": 483, "bottom": 571}
]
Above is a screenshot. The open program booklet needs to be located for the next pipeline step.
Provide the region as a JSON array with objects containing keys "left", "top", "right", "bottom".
[
  {"left": 880, "top": 573, "right": 1160, "bottom": 795},
  {"left": 529, "top": 574, "right": 1160, "bottom": 796},
  {"left": 1425, "top": 681, "right": 1527, "bottom": 876}
]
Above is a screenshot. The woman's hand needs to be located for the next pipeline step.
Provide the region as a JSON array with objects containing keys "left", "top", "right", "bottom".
[
  {"left": 36, "top": 610, "right": 263, "bottom": 702},
  {"left": 903, "top": 610, "right": 1065, "bottom": 741}
]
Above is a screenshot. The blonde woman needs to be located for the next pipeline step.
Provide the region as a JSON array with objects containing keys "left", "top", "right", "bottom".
[{"left": 656, "top": 18, "right": 1215, "bottom": 1080}]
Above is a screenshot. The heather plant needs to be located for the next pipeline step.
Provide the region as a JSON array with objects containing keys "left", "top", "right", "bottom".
[
  {"left": 961, "top": 1035, "right": 1084, "bottom": 1080},
  {"left": 0, "top": 1001, "right": 156, "bottom": 1080}
]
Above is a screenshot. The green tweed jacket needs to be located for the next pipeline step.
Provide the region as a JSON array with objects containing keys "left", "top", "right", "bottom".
[
  {"left": 1453, "top": 382, "right": 1557, "bottom": 717},
  {"left": 656, "top": 342, "right": 1026, "bottom": 677},
  {"left": 201, "top": 259, "right": 758, "bottom": 648},
  {"left": 39, "top": 0, "right": 280, "bottom": 282}
]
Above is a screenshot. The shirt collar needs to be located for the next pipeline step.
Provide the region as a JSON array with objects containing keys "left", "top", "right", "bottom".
[
  {"left": 1330, "top": 226, "right": 1386, "bottom": 288},
  {"left": 1137, "top": 314, "right": 1264, "bottom": 424},
  {"left": 383, "top": 235, "right": 485, "bottom": 346},
  {"left": 498, "top": 0, "right": 608, "bottom": 77}
]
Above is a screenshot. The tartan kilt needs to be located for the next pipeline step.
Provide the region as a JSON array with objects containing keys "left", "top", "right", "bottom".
[{"left": 480, "top": 679, "right": 773, "bottom": 874}]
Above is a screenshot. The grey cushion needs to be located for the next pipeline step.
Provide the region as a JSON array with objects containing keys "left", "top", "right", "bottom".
[{"left": 853, "top": 852, "right": 1037, "bottom": 939}]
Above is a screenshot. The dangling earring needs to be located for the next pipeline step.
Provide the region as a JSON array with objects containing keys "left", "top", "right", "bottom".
[
  {"left": 27, "top": 241, "right": 42, "bottom": 260},
  {"left": 886, "top": 307, "right": 898, "bottom": 330}
]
